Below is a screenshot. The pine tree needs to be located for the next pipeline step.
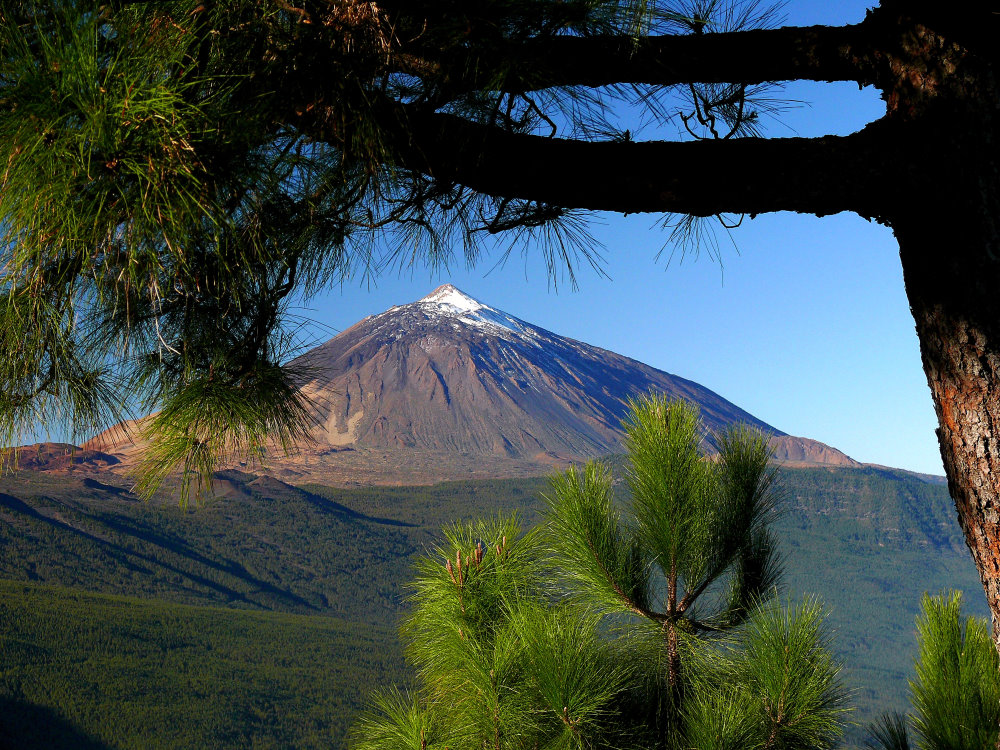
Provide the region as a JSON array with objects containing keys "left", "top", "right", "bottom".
[
  {"left": 9, "top": 0, "right": 1000, "bottom": 661},
  {"left": 866, "top": 592, "right": 1000, "bottom": 750},
  {"left": 542, "top": 396, "right": 783, "bottom": 735},
  {"left": 352, "top": 397, "right": 849, "bottom": 749}
]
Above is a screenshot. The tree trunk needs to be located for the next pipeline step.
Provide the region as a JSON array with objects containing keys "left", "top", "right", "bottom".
[
  {"left": 877, "top": 2, "right": 1000, "bottom": 651},
  {"left": 895, "top": 204, "right": 1000, "bottom": 647},
  {"left": 666, "top": 622, "right": 680, "bottom": 688}
]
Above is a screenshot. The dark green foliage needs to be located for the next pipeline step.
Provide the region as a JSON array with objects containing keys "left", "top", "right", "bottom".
[
  {"left": 355, "top": 400, "right": 848, "bottom": 750},
  {"left": 357, "top": 514, "right": 639, "bottom": 750},
  {"left": 685, "top": 597, "right": 849, "bottom": 750},
  {"left": 0, "top": 694, "right": 112, "bottom": 750},
  {"left": 0, "top": 1, "right": 344, "bottom": 492},
  {"left": 911, "top": 592, "right": 1000, "bottom": 749},
  {"left": 0, "top": 464, "right": 986, "bottom": 747},
  {"left": 544, "top": 399, "right": 782, "bottom": 635},
  {"left": 772, "top": 467, "right": 987, "bottom": 740},
  {"left": 0, "top": 579, "right": 404, "bottom": 749},
  {"left": 866, "top": 713, "right": 912, "bottom": 750},
  {"left": 543, "top": 461, "right": 653, "bottom": 616},
  {"left": 865, "top": 592, "right": 1000, "bottom": 750},
  {"left": 350, "top": 689, "right": 442, "bottom": 750},
  {"left": 0, "top": 0, "right": 789, "bottom": 492},
  {"left": 538, "top": 396, "right": 792, "bottom": 748},
  {"left": 0, "top": 470, "right": 419, "bottom": 619}
]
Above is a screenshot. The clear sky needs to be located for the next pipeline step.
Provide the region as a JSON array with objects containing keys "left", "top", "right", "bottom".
[{"left": 298, "top": 0, "right": 948, "bottom": 476}]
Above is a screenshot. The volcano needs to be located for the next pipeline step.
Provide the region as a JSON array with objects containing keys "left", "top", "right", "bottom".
[
  {"left": 88, "top": 284, "right": 857, "bottom": 484},
  {"left": 297, "top": 284, "right": 785, "bottom": 454}
]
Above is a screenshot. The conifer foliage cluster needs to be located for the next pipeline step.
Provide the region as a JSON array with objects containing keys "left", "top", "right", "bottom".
[
  {"left": 0, "top": 1, "right": 674, "bottom": 494},
  {"left": 353, "top": 396, "right": 850, "bottom": 749},
  {"left": 0, "top": 2, "right": 327, "bottom": 500},
  {"left": 0, "top": 0, "right": 782, "bottom": 499},
  {"left": 867, "top": 592, "right": 1000, "bottom": 750}
]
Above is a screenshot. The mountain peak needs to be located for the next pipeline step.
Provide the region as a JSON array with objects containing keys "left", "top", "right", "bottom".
[
  {"left": 410, "top": 283, "right": 529, "bottom": 339},
  {"left": 86, "top": 281, "right": 865, "bottom": 484},
  {"left": 419, "top": 284, "right": 484, "bottom": 312}
]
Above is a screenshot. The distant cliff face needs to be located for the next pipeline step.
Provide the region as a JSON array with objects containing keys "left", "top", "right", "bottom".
[{"left": 291, "top": 284, "right": 784, "bottom": 460}]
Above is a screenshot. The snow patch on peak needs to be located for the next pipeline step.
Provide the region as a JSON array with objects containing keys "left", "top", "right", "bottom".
[
  {"left": 414, "top": 284, "right": 541, "bottom": 344},
  {"left": 420, "top": 284, "right": 484, "bottom": 313}
]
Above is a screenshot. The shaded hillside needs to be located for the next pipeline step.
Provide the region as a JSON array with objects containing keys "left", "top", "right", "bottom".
[
  {"left": 781, "top": 464, "right": 968, "bottom": 553},
  {"left": 0, "top": 467, "right": 976, "bottom": 622},
  {"left": 0, "top": 463, "right": 986, "bottom": 744},
  {"left": 0, "top": 468, "right": 985, "bottom": 747},
  {"left": 0, "top": 442, "right": 120, "bottom": 473},
  {"left": 0, "top": 470, "right": 420, "bottom": 620},
  {"left": 0, "top": 581, "right": 403, "bottom": 750}
]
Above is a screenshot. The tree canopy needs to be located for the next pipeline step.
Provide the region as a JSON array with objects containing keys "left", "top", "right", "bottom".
[
  {"left": 354, "top": 397, "right": 848, "bottom": 750},
  {"left": 0, "top": 0, "right": 842, "bottom": 488},
  {"left": 867, "top": 592, "right": 1000, "bottom": 750},
  {"left": 8, "top": 0, "right": 1000, "bottom": 652}
]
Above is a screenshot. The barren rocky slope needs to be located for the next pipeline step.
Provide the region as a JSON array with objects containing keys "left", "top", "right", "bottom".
[{"left": 87, "top": 284, "right": 858, "bottom": 484}]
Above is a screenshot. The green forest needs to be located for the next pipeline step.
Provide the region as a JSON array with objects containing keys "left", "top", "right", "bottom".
[
  {"left": 0, "top": 462, "right": 987, "bottom": 748},
  {"left": 0, "top": 580, "right": 403, "bottom": 748}
]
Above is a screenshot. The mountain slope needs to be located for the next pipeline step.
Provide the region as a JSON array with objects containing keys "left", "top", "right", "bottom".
[
  {"left": 88, "top": 284, "right": 856, "bottom": 483},
  {"left": 293, "top": 283, "right": 785, "bottom": 458}
]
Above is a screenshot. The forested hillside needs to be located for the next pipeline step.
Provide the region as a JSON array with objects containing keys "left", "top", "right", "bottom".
[
  {"left": 0, "top": 465, "right": 986, "bottom": 747},
  {"left": 0, "top": 471, "right": 546, "bottom": 619},
  {"left": 0, "top": 581, "right": 403, "bottom": 749}
]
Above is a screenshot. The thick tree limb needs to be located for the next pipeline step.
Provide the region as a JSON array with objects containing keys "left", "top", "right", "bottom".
[
  {"left": 381, "top": 111, "right": 900, "bottom": 218},
  {"left": 424, "top": 23, "right": 879, "bottom": 95}
]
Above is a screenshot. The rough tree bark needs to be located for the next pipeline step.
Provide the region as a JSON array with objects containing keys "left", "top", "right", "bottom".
[
  {"left": 898, "top": 211, "right": 1000, "bottom": 645},
  {"left": 877, "top": 2, "right": 1000, "bottom": 647},
  {"left": 891, "top": 104, "right": 1000, "bottom": 646}
]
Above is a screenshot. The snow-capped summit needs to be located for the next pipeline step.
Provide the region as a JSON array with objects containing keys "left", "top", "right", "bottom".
[
  {"left": 287, "top": 283, "right": 798, "bottom": 462},
  {"left": 419, "top": 284, "right": 484, "bottom": 312},
  {"left": 367, "top": 283, "right": 536, "bottom": 342},
  {"left": 86, "top": 283, "right": 860, "bottom": 482}
]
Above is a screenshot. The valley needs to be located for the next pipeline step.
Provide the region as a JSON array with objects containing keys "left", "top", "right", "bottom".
[{"left": 0, "top": 464, "right": 986, "bottom": 748}]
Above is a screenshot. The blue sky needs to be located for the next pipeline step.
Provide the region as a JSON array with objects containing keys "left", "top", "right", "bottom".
[{"left": 301, "top": 1, "right": 947, "bottom": 475}]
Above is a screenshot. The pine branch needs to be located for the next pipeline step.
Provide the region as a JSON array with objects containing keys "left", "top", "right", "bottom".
[
  {"left": 418, "top": 23, "right": 878, "bottom": 97},
  {"left": 303, "top": 106, "right": 901, "bottom": 219}
]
